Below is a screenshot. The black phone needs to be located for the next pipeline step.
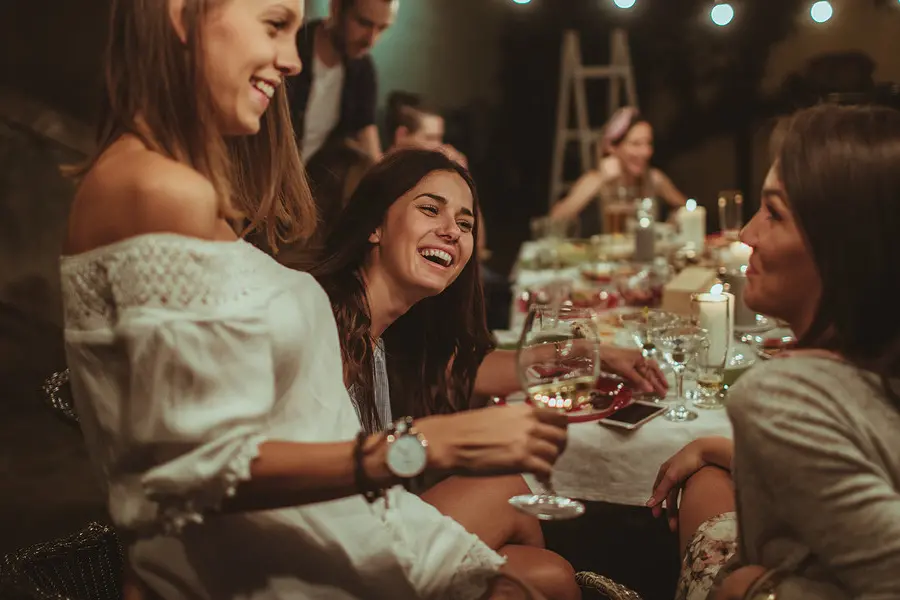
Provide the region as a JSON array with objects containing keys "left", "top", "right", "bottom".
[{"left": 599, "top": 401, "right": 666, "bottom": 430}]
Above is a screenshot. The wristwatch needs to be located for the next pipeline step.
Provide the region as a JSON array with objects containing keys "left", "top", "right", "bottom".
[{"left": 385, "top": 417, "right": 429, "bottom": 479}]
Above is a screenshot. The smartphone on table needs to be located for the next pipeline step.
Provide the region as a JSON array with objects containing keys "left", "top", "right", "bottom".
[{"left": 599, "top": 401, "right": 666, "bottom": 430}]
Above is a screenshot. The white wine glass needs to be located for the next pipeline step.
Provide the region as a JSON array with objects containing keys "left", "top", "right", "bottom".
[
  {"left": 508, "top": 303, "right": 598, "bottom": 520},
  {"left": 654, "top": 324, "right": 708, "bottom": 422}
]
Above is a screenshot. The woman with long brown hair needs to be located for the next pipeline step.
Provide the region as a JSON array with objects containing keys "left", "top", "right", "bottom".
[
  {"left": 61, "top": 1, "right": 572, "bottom": 598},
  {"left": 314, "top": 148, "right": 666, "bottom": 433},
  {"left": 313, "top": 148, "right": 581, "bottom": 600},
  {"left": 647, "top": 104, "right": 900, "bottom": 599}
]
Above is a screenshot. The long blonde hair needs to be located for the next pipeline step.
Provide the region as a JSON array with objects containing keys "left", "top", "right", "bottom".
[{"left": 78, "top": 0, "right": 315, "bottom": 250}]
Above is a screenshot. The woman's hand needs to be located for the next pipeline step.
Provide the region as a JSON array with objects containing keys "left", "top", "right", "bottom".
[
  {"left": 647, "top": 438, "right": 720, "bottom": 530},
  {"left": 601, "top": 345, "right": 668, "bottom": 396},
  {"left": 710, "top": 566, "right": 768, "bottom": 600},
  {"left": 418, "top": 404, "right": 568, "bottom": 481}
]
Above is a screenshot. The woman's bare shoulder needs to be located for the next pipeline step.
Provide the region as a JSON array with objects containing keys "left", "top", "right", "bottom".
[{"left": 67, "top": 137, "right": 221, "bottom": 254}]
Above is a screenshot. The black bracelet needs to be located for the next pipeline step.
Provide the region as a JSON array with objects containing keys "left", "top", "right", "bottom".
[{"left": 353, "top": 431, "right": 383, "bottom": 503}]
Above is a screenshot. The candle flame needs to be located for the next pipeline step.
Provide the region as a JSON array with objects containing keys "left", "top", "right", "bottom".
[
  {"left": 686, "top": 199, "right": 697, "bottom": 211},
  {"left": 710, "top": 283, "right": 724, "bottom": 296}
]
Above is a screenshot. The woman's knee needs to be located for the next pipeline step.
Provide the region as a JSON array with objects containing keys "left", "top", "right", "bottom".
[
  {"left": 501, "top": 546, "right": 579, "bottom": 600},
  {"left": 678, "top": 466, "right": 735, "bottom": 553},
  {"left": 681, "top": 466, "right": 733, "bottom": 509}
]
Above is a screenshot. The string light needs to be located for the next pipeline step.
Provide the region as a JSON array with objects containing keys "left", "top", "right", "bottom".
[
  {"left": 710, "top": 2, "right": 735, "bottom": 26},
  {"left": 810, "top": 0, "right": 833, "bottom": 23},
  {"left": 613, "top": 0, "right": 637, "bottom": 9}
]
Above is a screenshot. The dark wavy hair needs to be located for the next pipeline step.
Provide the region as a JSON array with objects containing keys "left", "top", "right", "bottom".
[
  {"left": 773, "top": 104, "right": 900, "bottom": 403},
  {"left": 312, "top": 149, "right": 493, "bottom": 432}
]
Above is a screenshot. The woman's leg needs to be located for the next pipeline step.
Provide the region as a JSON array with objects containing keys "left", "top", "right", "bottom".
[
  {"left": 678, "top": 466, "right": 735, "bottom": 554},
  {"left": 674, "top": 466, "right": 738, "bottom": 600},
  {"left": 492, "top": 546, "right": 580, "bottom": 600},
  {"left": 421, "top": 475, "right": 544, "bottom": 549},
  {"left": 423, "top": 476, "right": 580, "bottom": 600}
]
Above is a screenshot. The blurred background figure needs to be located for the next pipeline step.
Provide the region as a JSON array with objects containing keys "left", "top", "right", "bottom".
[{"left": 288, "top": 0, "right": 399, "bottom": 163}]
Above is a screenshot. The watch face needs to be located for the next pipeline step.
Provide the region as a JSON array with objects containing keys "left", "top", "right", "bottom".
[{"left": 386, "top": 435, "right": 427, "bottom": 478}]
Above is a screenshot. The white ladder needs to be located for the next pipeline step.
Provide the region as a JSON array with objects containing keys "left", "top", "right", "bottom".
[{"left": 548, "top": 29, "right": 639, "bottom": 208}]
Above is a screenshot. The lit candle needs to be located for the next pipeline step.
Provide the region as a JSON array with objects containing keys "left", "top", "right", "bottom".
[
  {"left": 678, "top": 199, "right": 706, "bottom": 251},
  {"left": 692, "top": 284, "right": 733, "bottom": 366},
  {"left": 634, "top": 216, "right": 655, "bottom": 262},
  {"left": 727, "top": 241, "right": 753, "bottom": 270},
  {"left": 724, "top": 266, "right": 757, "bottom": 327}
]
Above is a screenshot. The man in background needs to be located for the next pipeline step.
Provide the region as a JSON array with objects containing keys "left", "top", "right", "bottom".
[{"left": 288, "top": 0, "right": 398, "bottom": 163}]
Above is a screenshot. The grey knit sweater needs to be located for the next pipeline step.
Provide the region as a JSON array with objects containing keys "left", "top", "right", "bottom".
[{"left": 725, "top": 355, "right": 900, "bottom": 598}]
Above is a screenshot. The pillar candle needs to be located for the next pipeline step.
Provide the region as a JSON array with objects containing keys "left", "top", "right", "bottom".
[
  {"left": 724, "top": 267, "right": 757, "bottom": 327},
  {"left": 692, "top": 285, "right": 732, "bottom": 366},
  {"left": 634, "top": 216, "right": 655, "bottom": 262},
  {"left": 677, "top": 199, "right": 706, "bottom": 251}
]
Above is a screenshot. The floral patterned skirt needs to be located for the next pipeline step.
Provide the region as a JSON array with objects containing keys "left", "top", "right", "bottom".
[{"left": 675, "top": 511, "right": 738, "bottom": 600}]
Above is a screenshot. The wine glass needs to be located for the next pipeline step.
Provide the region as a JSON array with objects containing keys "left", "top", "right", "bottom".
[
  {"left": 618, "top": 309, "right": 684, "bottom": 360},
  {"left": 509, "top": 304, "right": 599, "bottom": 520},
  {"left": 654, "top": 324, "right": 708, "bottom": 422}
]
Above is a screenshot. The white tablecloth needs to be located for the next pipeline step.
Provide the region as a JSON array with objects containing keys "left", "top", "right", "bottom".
[
  {"left": 519, "top": 383, "right": 734, "bottom": 507},
  {"left": 542, "top": 401, "right": 732, "bottom": 506},
  {"left": 511, "top": 237, "right": 738, "bottom": 506}
]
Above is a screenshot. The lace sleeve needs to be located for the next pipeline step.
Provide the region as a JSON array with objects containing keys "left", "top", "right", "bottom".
[{"left": 96, "top": 236, "right": 280, "bottom": 534}]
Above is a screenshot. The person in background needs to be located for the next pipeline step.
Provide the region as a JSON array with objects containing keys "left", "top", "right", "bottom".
[
  {"left": 647, "top": 104, "right": 900, "bottom": 600},
  {"left": 550, "top": 106, "right": 686, "bottom": 228},
  {"left": 307, "top": 139, "right": 376, "bottom": 240},
  {"left": 287, "top": 0, "right": 396, "bottom": 162}
]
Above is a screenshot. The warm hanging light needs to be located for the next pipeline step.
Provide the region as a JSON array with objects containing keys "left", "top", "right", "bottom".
[
  {"left": 613, "top": 0, "right": 637, "bottom": 9},
  {"left": 810, "top": 0, "right": 833, "bottom": 23},
  {"left": 710, "top": 2, "right": 735, "bottom": 26}
]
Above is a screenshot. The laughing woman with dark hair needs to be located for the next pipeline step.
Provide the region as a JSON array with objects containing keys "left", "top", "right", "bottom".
[
  {"left": 647, "top": 104, "right": 900, "bottom": 600},
  {"left": 312, "top": 148, "right": 581, "bottom": 600}
]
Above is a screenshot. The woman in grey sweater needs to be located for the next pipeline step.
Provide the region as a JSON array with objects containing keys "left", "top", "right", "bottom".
[{"left": 648, "top": 104, "right": 900, "bottom": 600}]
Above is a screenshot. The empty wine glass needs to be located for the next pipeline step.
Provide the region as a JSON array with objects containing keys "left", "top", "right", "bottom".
[
  {"left": 654, "top": 324, "right": 708, "bottom": 422},
  {"left": 509, "top": 303, "right": 599, "bottom": 520},
  {"left": 618, "top": 309, "right": 684, "bottom": 360}
]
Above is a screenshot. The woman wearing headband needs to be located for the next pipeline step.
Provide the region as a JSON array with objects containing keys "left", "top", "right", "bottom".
[{"left": 550, "top": 107, "right": 687, "bottom": 227}]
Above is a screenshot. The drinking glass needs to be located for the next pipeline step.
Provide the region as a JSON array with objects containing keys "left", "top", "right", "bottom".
[
  {"left": 689, "top": 291, "right": 731, "bottom": 409},
  {"left": 717, "top": 190, "right": 744, "bottom": 242},
  {"left": 618, "top": 309, "right": 683, "bottom": 362},
  {"left": 509, "top": 304, "right": 599, "bottom": 520},
  {"left": 654, "top": 324, "right": 708, "bottom": 422}
]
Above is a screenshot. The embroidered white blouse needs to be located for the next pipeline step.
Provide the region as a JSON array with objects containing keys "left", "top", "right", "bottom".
[{"left": 61, "top": 233, "right": 504, "bottom": 599}]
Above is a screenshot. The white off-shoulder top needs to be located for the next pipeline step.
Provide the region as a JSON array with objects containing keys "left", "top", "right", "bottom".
[{"left": 61, "top": 233, "right": 503, "bottom": 600}]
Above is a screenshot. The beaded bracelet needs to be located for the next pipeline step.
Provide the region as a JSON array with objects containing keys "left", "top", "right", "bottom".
[{"left": 353, "top": 431, "right": 384, "bottom": 503}]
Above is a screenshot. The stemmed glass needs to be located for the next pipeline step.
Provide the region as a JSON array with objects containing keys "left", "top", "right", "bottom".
[
  {"left": 509, "top": 303, "right": 599, "bottom": 520},
  {"left": 654, "top": 324, "right": 709, "bottom": 422},
  {"left": 618, "top": 309, "right": 683, "bottom": 361}
]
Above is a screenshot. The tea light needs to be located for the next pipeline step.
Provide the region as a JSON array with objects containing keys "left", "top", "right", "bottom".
[
  {"left": 634, "top": 216, "right": 655, "bottom": 262},
  {"left": 692, "top": 284, "right": 733, "bottom": 365},
  {"left": 678, "top": 199, "right": 706, "bottom": 251}
]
